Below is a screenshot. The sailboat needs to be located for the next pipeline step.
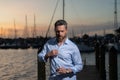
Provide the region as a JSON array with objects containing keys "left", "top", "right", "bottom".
[{"left": 0, "top": 19, "right": 19, "bottom": 49}]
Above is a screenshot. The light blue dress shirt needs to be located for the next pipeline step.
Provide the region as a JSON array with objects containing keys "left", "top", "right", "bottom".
[{"left": 38, "top": 38, "right": 83, "bottom": 80}]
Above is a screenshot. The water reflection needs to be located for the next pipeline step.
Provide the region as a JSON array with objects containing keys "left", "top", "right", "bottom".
[{"left": 0, "top": 49, "right": 37, "bottom": 80}]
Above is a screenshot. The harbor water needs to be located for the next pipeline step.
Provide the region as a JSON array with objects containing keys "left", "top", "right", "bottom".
[
  {"left": 0, "top": 49, "right": 119, "bottom": 80},
  {"left": 0, "top": 49, "right": 37, "bottom": 80}
]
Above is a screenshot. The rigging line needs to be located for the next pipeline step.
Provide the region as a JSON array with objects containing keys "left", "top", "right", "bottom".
[{"left": 45, "top": 0, "right": 60, "bottom": 38}]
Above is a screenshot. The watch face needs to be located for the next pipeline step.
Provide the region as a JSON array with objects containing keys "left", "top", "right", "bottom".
[{"left": 66, "top": 70, "right": 69, "bottom": 73}]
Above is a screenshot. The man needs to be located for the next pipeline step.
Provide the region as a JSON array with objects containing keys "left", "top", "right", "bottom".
[{"left": 38, "top": 19, "right": 83, "bottom": 80}]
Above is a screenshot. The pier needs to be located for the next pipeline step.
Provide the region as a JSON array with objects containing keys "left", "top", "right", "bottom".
[{"left": 77, "top": 65, "right": 102, "bottom": 80}]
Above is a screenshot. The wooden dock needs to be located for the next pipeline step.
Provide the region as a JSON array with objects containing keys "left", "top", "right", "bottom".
[{"left": 77, "top": 65, "right": 102, "bottom": 80}]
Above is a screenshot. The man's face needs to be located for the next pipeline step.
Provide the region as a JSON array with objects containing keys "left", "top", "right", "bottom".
[{"left": 55, "top": 25, "right": 67, "bottom": 42}]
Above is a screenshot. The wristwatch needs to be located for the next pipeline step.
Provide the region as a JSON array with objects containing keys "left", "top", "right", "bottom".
[{"left": 66, "top": 69, "right": 69, "bottom": 73}]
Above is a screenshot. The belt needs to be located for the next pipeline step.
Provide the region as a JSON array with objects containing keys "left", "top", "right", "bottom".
[{"left": 50, "top": 72, "right": 75, "bottom": 77}]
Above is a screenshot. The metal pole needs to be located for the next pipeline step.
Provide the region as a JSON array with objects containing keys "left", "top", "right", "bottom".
[
  {"left": 63, "top": 0, "right": 65, "bottom": 20},
  {"left": 114, "top": 0, "right": 118, "bottom": 29}
]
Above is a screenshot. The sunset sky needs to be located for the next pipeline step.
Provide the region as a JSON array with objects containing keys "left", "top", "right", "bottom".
[{"left": 0, "top": 0, "right": 120, "bottom": 38}]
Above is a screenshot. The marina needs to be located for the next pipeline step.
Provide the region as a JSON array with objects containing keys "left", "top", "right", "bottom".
[{"left": 0, "top": 0, "right": 120, "bottom": 80}]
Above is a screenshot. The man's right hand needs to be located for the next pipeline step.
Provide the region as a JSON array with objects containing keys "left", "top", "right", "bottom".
[
  {"left": 48, "top": 50, "right": 58, "bottom": 57},
  {"left": 45, "top": 50, "right": 58, "bottom": 60}
]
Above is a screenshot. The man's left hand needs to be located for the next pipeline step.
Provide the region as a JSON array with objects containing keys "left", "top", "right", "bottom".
[{"left": 56, "top": 67, "right": 72, "bottom": 74}]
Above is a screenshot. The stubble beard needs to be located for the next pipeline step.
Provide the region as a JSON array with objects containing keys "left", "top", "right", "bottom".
[{"left": 57, "top": 35, "right": 66, "bottom": 43}]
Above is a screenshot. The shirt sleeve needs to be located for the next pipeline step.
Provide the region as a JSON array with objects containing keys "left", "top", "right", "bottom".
[
  {"left": 38, "top": 43, "right": 48, "bottom": 62},
  {"left": 70, "top": 45, "right": 83, "bottom": 74}
]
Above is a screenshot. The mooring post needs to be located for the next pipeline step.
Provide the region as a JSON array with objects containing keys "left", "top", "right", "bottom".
[
  {"left": 37, "top": 38, "right": 48, "bottom": 80},
  {"left": 95, "top": 41, "right": 100, "bottom": 70},
  {"left": 99, "top": 44, "right": 106, "bottom": 80},
  {"left": 109, "top": 46, "right": 118, "bottom": 80},
  {"left": 37, "top": 47, "right": 46, "bottom": 80},
  {"left": 37, "top": 60, "right": 46, "bottom": 80}
]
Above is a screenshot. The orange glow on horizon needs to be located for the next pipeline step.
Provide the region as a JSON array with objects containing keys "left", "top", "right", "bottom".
[{"left": 0, "top": 21, "right": 50, "bottom": 38}]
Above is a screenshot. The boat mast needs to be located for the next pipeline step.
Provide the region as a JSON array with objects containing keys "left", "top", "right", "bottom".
[
  {"left": 23, "top": 15, "right": 29, "bottom": 38},
  {"left": 114, "top": 0, "right": 118, "bottom": 29},
  {"left": 33, "top": 14, "right": 36, "bottom": 38},
  {"left": 63, "top": 0, "right": 65, "bottom": 20},
  {"left": 0, "top": 26, "right": 3, "bottom": 38},
  {"left": 14, "top": 19, "right": 17, "bottom": 39}
]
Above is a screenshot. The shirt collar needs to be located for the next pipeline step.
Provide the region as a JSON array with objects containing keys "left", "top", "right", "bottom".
[
  {"left": 64, "top": 38, "right": 69, "bottom": 44},
  {"left": 54, "top": 37, "right": 69, "bottom": 45}
]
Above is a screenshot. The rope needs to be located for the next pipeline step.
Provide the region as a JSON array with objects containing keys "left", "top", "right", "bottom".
[{"left": 45, "top": 0, "right": 60, "bottom": 38}]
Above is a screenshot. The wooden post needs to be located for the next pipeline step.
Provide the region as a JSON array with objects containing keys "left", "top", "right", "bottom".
[
  {"left": 109, "top": 46, "right": 118, "bottom": 80},
  {"left": 99, "top": 44, "right": 106, "bottom": 80},
  {"left": 37, "top": 60, "right": 46, "bottom": 80},
  {"left": 37, "top": 47, "right": 46, "bottom": 80},
  {"left": 37, "top": 38, "right": 48, "bottom": 80},
  {"left": 95, "top": 42, "right": 100, "bottom": 70}
]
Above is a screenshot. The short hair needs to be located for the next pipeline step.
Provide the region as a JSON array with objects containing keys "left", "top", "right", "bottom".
[{"left": 54, "top": 19, "right": 67, "bottom": 29}]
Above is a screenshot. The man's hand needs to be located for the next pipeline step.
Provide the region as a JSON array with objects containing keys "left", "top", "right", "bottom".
[
  {"left": 56, "top": 67, "right": 72, "bottom": 74},
  {"left": 48, "top": 50, "right": 58, "bottom": 57},
  {"left": 45, "top": 50, "right": 58, "bottom": 60}
]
